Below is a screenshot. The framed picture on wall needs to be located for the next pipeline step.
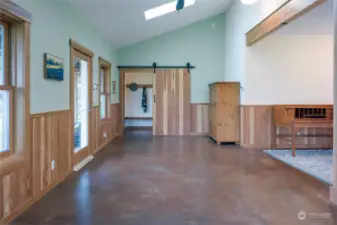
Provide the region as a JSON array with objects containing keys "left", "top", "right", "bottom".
[
  {"left": 44, "top": 53, "right": 64, "bottom": 81},
  {"left": 112, "top": 80, "right": 116, "bottom": 94}
]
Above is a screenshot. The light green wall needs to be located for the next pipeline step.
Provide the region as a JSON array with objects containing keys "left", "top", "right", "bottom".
[
  {"left": 118, "top": 14, "right": 225, "bottom": 103},
  {"left": 13, "top": 0, "right": 119, "bottom": 114}
]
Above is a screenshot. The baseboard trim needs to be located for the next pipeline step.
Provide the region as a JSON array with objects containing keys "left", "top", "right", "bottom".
[{"left": 3, "top": 171, "right": 71, "bottom": 224}]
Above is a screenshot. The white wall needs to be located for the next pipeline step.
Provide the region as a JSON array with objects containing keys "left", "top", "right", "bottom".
[
  {"left": 119, "top": 14, "right": 225, "bottom": 103},
  {"left": 245, "top": 35, "right": 333, "bottom": 104},
  {"left": 13, "top": 0, "right": 119, "bottom": 113},
  {"left": 220, "top": 0, "right": 332, "bottom": 104},
  {"left": 224, "top": 0, "right": 289, "bottom": 81}
]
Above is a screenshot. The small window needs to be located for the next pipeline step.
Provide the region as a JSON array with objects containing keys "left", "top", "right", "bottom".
[
  {"left": 100, "top": 68, "right": 108, "bottom": 119},
  {"left": 0, "top": 21, "right": 11, "bottom": 156}
]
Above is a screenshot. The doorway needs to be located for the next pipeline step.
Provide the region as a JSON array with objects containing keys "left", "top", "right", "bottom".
[
  {"left": 70, "top": 40, "right": 93, "bottom": 166},
  {"left": 119, "top": 68, "right": 191, "bottom": 136},
  {"left": 124, "top": 72, "right": 154, "bottom": 132}
]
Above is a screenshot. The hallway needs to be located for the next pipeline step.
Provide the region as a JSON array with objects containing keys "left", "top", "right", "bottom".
[{"left": 13, "top": 131, "right": 333, "bottom": 225}]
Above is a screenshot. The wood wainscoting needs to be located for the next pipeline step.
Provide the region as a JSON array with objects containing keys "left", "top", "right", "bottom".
[
  {"left": 31, "top": 110, "right": 72, "bottom": 195},
  {"left": 0, "top": 110, "right": 72, "bottom": 222},
  {"left": 240, "top": 105, "right": 274, "bottom": 149},
  {"left": 275, "top": 126, "right": 332, "bottom": 149},
  {"left": 190, "top": 103, "right": 209, "bottom": 135},
  {"left": 91, "top": 104, "right": 121, "bottom": 154},
  {"left": 1, "top": 104, "right": 121, "bottom": 223},
  {"left": 240, "top": 105, "right": 333, "bottom": 149}
]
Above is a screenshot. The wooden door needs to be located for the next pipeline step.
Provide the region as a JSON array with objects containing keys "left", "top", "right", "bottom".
[
  {"left": 72, "top": 50, "right": 92, "bottom": 165},
  {"left": 153, "top": 68, "right": 190, "bottom": 135}
]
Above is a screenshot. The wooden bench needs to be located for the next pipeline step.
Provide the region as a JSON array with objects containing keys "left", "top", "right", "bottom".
[{"left": 273, "top": 105, "right": 333, "bottom": 157}]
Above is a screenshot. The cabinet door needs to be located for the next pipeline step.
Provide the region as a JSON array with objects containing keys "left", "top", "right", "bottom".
[{"left": 217, "top": 84, "right": 240, "bottom": 142}]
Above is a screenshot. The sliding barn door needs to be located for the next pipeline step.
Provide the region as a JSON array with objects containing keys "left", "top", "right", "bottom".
[{"left": 153, "top": 68, "right": 190, "bottom": 135}]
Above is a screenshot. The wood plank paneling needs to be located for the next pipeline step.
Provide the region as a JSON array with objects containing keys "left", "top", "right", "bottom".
[
  {"left": 153, "top": 69, "right": 190, "bottom": 135},
  {"left": 31, "top": 110, "right": 72, "bottom": 195},
  {"left": 190, "top": 103, "right": 209, "bottom": 135},
  {"left": 1, "top": 104, "right": 121, "bottom": 222},
  {"left": 241, "top": 105, "right": 333, "bottom": 149},
  {"left": 240, "top": 105, "right": 274, "bottom": 149},
  {"left": 91, "top": 104, "right": 121, "bottom": 153},
  {"left": 275, "top": 127, "right": 332, "bottom": 149}
]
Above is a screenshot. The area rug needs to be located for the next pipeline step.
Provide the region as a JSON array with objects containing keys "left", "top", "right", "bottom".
[{"left": 263, "top": 149, "right": 333, "bottom": 185}]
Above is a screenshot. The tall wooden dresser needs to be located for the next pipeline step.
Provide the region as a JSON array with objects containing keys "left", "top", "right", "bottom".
[{"left": 209, "top": 82, "right": 240, "bottom": 144}]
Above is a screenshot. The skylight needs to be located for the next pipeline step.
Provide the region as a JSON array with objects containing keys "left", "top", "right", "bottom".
[{"left": 144, "top": 0, "right": 196, "bottom": 20}]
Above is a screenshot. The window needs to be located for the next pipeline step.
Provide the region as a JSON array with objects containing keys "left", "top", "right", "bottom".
[
  {"left": 0, "top": 2, "right": 31, "bottom": 166},
  {"left": 0, "top": 21, "right": 11, "bottom": 156},
  {"left": 100, "top": 67, "right": 108, "bottom": 119},
  {"left": 99, "top": 57, "right": 111, "bottom": 120}
]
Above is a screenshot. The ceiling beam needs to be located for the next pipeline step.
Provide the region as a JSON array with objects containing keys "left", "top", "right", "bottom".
[{"left": 246, "top": 0, "right": 326, "bottom": 46}]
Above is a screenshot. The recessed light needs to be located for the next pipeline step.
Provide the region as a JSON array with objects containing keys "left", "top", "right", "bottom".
[{"left": 144, "top": 0, "right": 196, "bottom": 20}]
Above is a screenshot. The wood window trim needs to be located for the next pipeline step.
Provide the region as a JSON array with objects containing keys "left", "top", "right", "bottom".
[
  {"left": 69, "top": 39, "right": 94, "bottom": 112},
  {"left": 0, "top": 13, "right": 31, "bottom": 175},
  {"left": 69, "top": 39, "right": 94, "bottom": 58},
  {"left": 98, "top": 57, "right": 111, "bottom": 121},
  {"left": 69, "top": 40, "right": 93, "bottom": 165},
  {"left": 0, "top": 1, "right": 32, "bottom": 23}
]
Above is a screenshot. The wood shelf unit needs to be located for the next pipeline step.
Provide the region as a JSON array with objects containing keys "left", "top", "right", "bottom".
[{"left": 208, "top": 82, "right": 240, "bottom": 145}]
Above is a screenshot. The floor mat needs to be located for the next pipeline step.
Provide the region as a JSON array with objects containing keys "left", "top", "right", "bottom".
[{"left": 264, "top": 149, "right": 333, "bottom": 185}]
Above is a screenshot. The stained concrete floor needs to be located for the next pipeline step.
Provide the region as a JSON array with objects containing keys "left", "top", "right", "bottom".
[{"left": 12, "top": 131, "right": 334, "bottom": 225}]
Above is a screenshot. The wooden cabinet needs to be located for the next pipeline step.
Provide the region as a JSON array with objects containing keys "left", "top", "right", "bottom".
[{"left": 208, "top": 82, "right": 240, "bottom": 144}]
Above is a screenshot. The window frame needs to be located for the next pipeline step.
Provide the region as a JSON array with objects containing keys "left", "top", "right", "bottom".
[
  {"left": 99, "top": 57, "right": 111, "bottom": 121},
  {"left": 0, "top": 20, "right": 13, "bottom": 158},
  {"left": 0, "top": 0, "right": 31, "bottom": 179}
]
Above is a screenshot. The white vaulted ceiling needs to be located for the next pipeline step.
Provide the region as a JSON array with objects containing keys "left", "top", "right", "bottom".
[{"left": 69, "top": 0, "right": 231, "bottom": 48}]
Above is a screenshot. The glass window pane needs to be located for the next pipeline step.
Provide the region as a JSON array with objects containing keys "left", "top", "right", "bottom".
[
  {"left": 100, "top": 69, "right": 104, "bottom": 93},
  {"left": 74, "top": 58, "right": 89, "bottom": 152},
  {"left": 100, "top": 95, "right": 106, "bottom": 119},
  {"left": 0, "top": 25, "right": 4, "bottom": 85},
  {"left": 0, "top": 90, "right": 9, "bottom": 152}
]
